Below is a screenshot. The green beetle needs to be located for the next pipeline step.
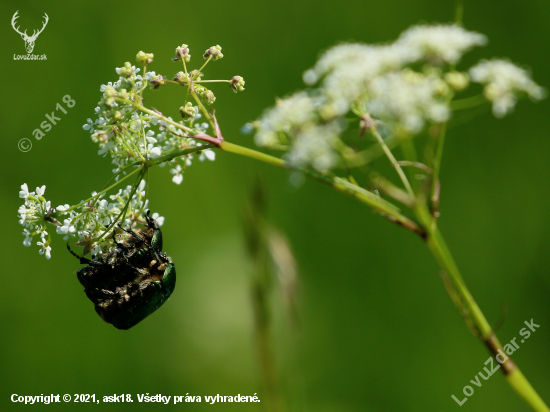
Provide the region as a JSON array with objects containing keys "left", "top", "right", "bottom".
[{"left": 67, "top": 210, "right": 176, "bottom": 330}]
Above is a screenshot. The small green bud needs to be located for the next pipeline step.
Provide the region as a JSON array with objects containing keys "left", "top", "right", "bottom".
[
  {"left": 173, "top": 71, "right": 190, "bottom": 85},
  {"left": 104, "top": 86, "right": 117, "bottom": 98},
  {"left": 180, "top": 102, "right": 196, "bottom": 119},
  {"left": 204, "top": 90, "right": 216, "bottom": 104},
  {"left": 434, "top": 79, "right": 450, "bottom": 96},
  {"left": 173, "top": 44, "right": 191, "bottom": 62},
  {"left": 102, "top": 85, "right": 117, "bottom": 106},
  {"left": 444, "top": 71, "right": 470, "bottom": 91},
  {"left": 194, "top": 84, "right": 207, "bottom": 94},
  {"left": 136, "top": 51, "right": 154, "bottom": 66},
  {"left": 117, "top": 62, "right": 134, "bottom": 78},
  {"left": 91, "top": 130, "right": 109, "bottom": 146},
  {"left": 150, "top": 74, "right": 165, "bottom": 90},
  {"left": 484, "top": 83, "right": 500, "bottom": 101},
  {"left": 402, "top": 68, "right": 424, "bottom": 84},
  {"left": 189, "top": 70, "right": 203, "bottom": 81},
  {"left": 230, "top": 76, "right": 245, "bottom": 93},
  {"left": 204, "top": 45, "right": 223, "bottom": 61}
]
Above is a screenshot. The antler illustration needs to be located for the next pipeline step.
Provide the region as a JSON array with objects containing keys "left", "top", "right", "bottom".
[{"left": 11, "top": 11, "right": 49, "bottom": 54}]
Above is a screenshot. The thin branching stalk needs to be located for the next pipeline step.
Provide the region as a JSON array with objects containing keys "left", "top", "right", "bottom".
[{"left": 218, "top": 138, "right": 549, "bottom": 412}]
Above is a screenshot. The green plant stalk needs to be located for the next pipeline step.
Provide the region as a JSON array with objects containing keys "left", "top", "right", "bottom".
[
  {"left": 220, "top": 140, "right": 549, "bottom": 412},
  {"left": 60, "top": 166, "right": 142, "bottom": 214},
  {"left": 430, "top": 122, "right": 447, "bottom": 216},
  {"left": 220, "top": 141, "right": 423, "bottom": 235},
  {"left": 415, "top": 204, "right": 549, "bottom": 412},
  {"left": 369, "top": 126, "right": 415, "bottom": 197}
]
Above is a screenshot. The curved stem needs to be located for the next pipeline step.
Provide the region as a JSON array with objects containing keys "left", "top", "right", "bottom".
[
  {"left": 190, "top": 87, "right": 215, "bottom": 129},
  {"left": 146, "top": 143, "right": 215, "bottom": 166},
  {"left": 430, "top": 122, "right": 446, "bottom": 216},
  {"left": 219, "top": 139, "right": 548, "bottom": 411},
  {"left": 220, "top": 141, "right": 423, "bottom": 236},
  {"left": 415, "top": 204, "right": 549, "bottom": 411},
  {"left": 60, "top": 167, "right": 142, "bottom": 214},
  {"left": 96, "top": 168, "right": 146, "bottom": 242},
  {"left": 455, "top": 0, "right": 464, "bottom": 25},
  {"left": 370, "top": 126, "right": 415, "bottom": 198},
  {"left": 451, "top": 94, "right": 487, "bottom": 111}
]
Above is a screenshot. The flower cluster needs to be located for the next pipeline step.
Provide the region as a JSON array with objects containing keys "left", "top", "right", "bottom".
[
  {"left": 250, "top": 24, "right": 544, "bottom": 172},
  {"left": 82, "top": 45, "right": 243, "bottom": 180},
  {"left": 470, "top": 59, "right": 546, "bottom": 117},
  {"left": 18, "top": 182, "right": 164, "bottom": 259},
  {"left": 56, "top": 180, "right": 164, "bottom": 256},
  {"left": 19, "top": 184, "right": 54, "bottom": 259},
  {"left": 20, "top": 44, "right": 244, "bottom": 259}
]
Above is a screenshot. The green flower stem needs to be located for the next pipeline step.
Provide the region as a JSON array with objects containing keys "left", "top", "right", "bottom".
[
  {"left": 198, "top": 55, "right": 213, "bottom": 74},
  {"left": 96, "top": 168, "right": 146, "bottom": 243},
  {"left": 415, "top": 204, "right": 549, "bottom": 412},
  {"left": 127, "top": 102, "right": 194, "bottom": 134},
  {"left": 195, "top": 80, "right": 231, "bottom": 84},
  {"left": 146, "top": 144, "right": 215, "bottom": 166},
  {"left": 61, "top": 166, "right": 142, "bottom": 214},
  {"left": 342, "top": 135, "right": 400, "bottom": 168},
  {"left": 507, "top": 370, "right": 550, "bottom": 412},
  {"left": 220, "top": 141, "right": 423, "bottom": 236},
  {"left": 455, "top": 0, "right": 464, "bottom": 25},
  {"left": 450, "top": 94, "right": 487, "bottom": 111},
  {"left": 140, "top": 66, "right": 147, "bottom": 99},
  {"left": 182, "top": 58, "right": 188, "bottom": 75},
  {"left": 190, "top": 87, "right": 215, "bottom": 128},
  {"left": 369, "top": 126, "right": 415, "bottom": 198},
  {"left": 99, "top": 162, "right": 141, "bottom": 193},
  {"left": 430, "top": 122, "right": 447, "bottom": 216},
  {"left": 121, "top": 129, "right": 146, "bottom": 161},
  {"left": 220, "top": 139, "right": 548, "bottom": 411}
]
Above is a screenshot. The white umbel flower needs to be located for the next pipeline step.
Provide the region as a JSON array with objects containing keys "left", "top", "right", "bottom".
[
  {"left": 395, "top": 24, "right": 487, "bottom": 65},
  {"left": 470, "top": 59, "right": 545, "bottom": 117},
  {"left": 367, "top": 70, "right": 450, "bottom": 134},
  {"left": 287, "top": 122, "right": 341, "bottom": 172},
  {"left": 255, "top": 92, "right": 319, "bottom": 147},
  {"left": 305, "top": 43, "right": 411, "bottom": 85},
  {"left": 37, "top": 236, "right": 52, "bottom": 260},
  {"left": 170, "top": 165, "right": 184, "bottom": 185}
]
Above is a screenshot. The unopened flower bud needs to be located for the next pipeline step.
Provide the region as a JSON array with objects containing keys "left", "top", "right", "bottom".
[
  {"left": 230, "top": 76, "right": 245, "bottom": 93},
  {"left": 136, "top": 51, "right": 154, "bottom": 66},
  {"left": 189, "top": 70, "right": 203, "bottom": 81},
  {"left": 116, "top": 62, "right": 134, "bottom": 78},
  {"left": 204, "top": 45, "right": 223, "bottom": 61},
  {"left": 204, "top": 90, "right": 216, "bottom": 104},
  {"left": 150, "top": 74, "right": 165, "bottom": 90},
  {"left": 180, "top": 102, "right": 196, "bottom": 119},
  {"left": 173, "top": 44, "right": 191, "bottom": 62},
  {"left": 173, "top": 71, "right": 190, "bottom": 85},
  {"left": 444, "top": 71, "right": 470, "bottom": 91}
]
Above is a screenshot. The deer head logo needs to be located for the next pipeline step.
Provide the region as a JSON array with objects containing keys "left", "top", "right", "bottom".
[{"left": 11, "top": 11, "right": 49, "bottom": 54}]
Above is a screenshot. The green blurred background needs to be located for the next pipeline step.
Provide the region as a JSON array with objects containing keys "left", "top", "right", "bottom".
[{"left": 1, "top": 0, "right": 549, "bottom": 410}]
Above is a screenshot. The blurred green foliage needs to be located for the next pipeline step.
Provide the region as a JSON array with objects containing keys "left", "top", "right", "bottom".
[{"left": 1, "top": 0, "right": 549, "bottom": 410}]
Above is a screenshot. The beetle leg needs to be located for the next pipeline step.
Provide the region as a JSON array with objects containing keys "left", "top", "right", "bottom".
[{"left": 66, "top": 243, "right": 92, "bottom": 265}]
